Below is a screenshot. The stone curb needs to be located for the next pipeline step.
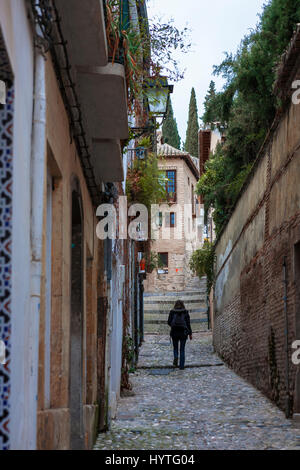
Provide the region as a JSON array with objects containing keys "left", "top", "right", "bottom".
[{"left": 137, "top": 363, "right": 224, "bottom": 370}]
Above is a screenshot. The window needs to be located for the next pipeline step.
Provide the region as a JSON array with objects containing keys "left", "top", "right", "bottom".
[
  {"left": 166, "top": 170, "right": 176, "bottom": 201},
  {"left": 158, "top": 212, "right": 163, "bottom": 227},
  {"left": 158, "top": 252, "right": 168, "bottom": 274},
  {"left": 165, "top": 212, "right": 176, "bottom": 228},
  {"left": 192, "top": 184, "right": 195, "bottom": 215},
  {"left": 170, "top": 212, "right": 176, "bottom": 228}
]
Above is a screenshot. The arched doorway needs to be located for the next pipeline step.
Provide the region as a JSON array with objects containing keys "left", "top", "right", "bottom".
[{"left": 70, "top": 188, "right": 84, "bottom": 449}]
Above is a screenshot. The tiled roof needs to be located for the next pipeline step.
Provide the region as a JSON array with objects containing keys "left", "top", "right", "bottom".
[
  {"left": 157, "top": 140, "right": 199, "bottom": 179},
  {"left": 157, "top": 142, "right": 189, "bottom": 157}
]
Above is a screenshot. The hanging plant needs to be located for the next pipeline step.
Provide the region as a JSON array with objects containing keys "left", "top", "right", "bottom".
[
  {"left": 106, "top": 0, "right": 144, "bottom": 114},
  {"left": 126, "top": 151, "right": 168, "bottom": 209},
  {"left": 145, "top": 251, "right": 164, "bottom": 273},
  {"left": 189, "top": 241, "right": 216, "bottom": 295},
  {"left": 105, "top": 0, "right": 192, "bottom": 119}
]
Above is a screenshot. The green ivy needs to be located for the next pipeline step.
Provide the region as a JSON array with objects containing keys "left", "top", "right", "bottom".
[
  {"left": 189, "top": 241, "right": 216, "bottom": 294},
  {"left": 126, "top": 152, "right": 167, "bottom": 210}
]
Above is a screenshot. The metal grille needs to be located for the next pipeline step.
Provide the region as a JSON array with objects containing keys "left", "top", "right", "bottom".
[{"left": 166, "top": 170, "right": 176, "bottom": 201}]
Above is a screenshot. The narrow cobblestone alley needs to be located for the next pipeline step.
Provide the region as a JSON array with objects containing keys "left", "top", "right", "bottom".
[{"left": 95, "top": 333, "right": 300, "bottom": 451}]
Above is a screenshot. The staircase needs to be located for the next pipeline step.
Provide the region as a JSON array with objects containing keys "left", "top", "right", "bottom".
[{"left": 143, "top": 277, "right": 208, "bottom": 335}]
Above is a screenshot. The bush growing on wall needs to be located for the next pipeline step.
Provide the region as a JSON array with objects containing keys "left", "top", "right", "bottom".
[{"left": 189, "top": 241, "right": 216, "bottom": 294}]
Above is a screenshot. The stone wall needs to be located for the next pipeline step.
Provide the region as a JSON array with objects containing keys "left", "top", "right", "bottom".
[{"left": 213, "top": 40, "right": 300, "bottom": 415}]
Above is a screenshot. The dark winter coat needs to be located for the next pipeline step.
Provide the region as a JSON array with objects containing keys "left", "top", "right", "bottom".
[{"left": 168, "top": 308, "right": 192, "bottom": 339}]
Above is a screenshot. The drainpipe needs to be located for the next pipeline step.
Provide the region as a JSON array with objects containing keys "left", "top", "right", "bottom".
[
  {"left": 207, "top": 294, "right": 211, "bottom": 331},
  {"left": 104, "top": 189, "right": 114, "bottom": 429},
  {"left": 283, "top": 257, "right": 291, "bottom": 418},
  {"left": 28, "top": 50, "right": 46, "bottom": 448}
]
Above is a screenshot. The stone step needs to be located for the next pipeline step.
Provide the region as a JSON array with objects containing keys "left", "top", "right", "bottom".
[
  {"left": 144, "top": 307, "right": 207, "bottom": 316},
  {"left": 144, "top": 299, "right": 206, "bottom": 307},
  {"left": 184, "top": 277, "right": 207, "bottom": 289},
  {"left": 145, "top": 318, "right": 207, "bottom": 325},
  {"left": 144, "top": 309, "right": 207, "bottom": 318},
  {"left": 145, "top": 321, "right": 208, "bottom": 335},
  {"left": 143, "top": 276, "right": 208, "bottom": 335},
  {"left": 144, "top": 299, "right": 207, "bottom": 310},
  {"left": 144, "top": 295, "right": 206, "bottom": 305},
  {"left": 144, "top": 290, "right": 206, "bottom": 298},
  {"left": 144, "top": 298, "right": 206, "bottom": 305}
]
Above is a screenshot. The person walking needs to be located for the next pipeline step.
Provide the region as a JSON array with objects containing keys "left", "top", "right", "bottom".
[{"left": 168, "top": 300, "right": 192, "bottom": 370}]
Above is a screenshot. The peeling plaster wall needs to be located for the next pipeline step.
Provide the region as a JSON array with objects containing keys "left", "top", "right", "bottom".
[{"left": 36, "top": 49, "right": 100, "bottom": 450}]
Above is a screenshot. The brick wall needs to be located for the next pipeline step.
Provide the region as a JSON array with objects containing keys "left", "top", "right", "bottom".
[
  {"left": 213, "top": 37, "right": 300, "bottom": 415},
  {"left": 214, "top": 218, "right": 300, "bottom": 411}
]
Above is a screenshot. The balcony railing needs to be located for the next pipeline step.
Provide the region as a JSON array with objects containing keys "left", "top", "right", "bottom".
[
  {"left": 166, "top": 192, "right": 177, "bottom": 204},
  {"left": 106, "top": 0, "right": 129, "bottom": 66}
]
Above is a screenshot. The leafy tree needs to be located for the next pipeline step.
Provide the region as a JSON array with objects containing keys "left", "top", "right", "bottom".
[
  {"left": 162, "top": 98, "right": 181, "bottom": 149},
  {"left": 148, "top": 15, "right": 192, "bottom": 82},
  {"left": 185, "top": 88, "right": 199, "bottom": 157},
  {"left": 197, "top": 0, "right": 300, "bottom": 235}
]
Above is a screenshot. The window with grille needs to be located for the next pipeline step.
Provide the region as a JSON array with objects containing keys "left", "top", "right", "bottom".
[
  {"left": 158, "top": 212, "right": 163, "bottom": 227},
  {"left": 166, "top": 170, "right": 176, "bottom": 201},
  {"left": 158, "top": 252, "right": 169, "bottom": 274},
  {"left": 166, "top": 212, "right": 176, "bottom": 228},
  {"left": 159, "top": 252, "right": 168, "bottom": 266},
  {"left": 192, "top": 184, "right": 195, "bottom": 215}
]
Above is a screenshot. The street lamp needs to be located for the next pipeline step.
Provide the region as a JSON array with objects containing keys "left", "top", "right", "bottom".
[
  {"left": 142, "top": 76, "right": 174, "bottom": 153},
  {"left": 130, "top": 76, "right": 173, "bottom": 139},
  {"left": 144, "top": 76, "right": 174, "bottom": 122}
]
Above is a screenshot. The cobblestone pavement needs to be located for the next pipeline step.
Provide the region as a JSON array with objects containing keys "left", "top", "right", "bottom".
[{"left": 94, "top": 333, "right": 300, "bottom": 450}]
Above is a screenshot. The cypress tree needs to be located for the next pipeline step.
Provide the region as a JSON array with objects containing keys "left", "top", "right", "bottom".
[
  {"left": 162, "top": 98, "right": 181, "bottom": 149},
  {"left": 185, "top": 87, "right": 199, "bottom": 157},
  {"left": 202, "top": 80, "right": 217, "bottom": 125}
]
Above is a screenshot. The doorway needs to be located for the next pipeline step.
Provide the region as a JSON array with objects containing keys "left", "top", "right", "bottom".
[
  {"left": 70, "top": 189, "right": 84, "bottom": 449},
  {"left": 294, "top": 242, "right": 300, "bottom": 415}
]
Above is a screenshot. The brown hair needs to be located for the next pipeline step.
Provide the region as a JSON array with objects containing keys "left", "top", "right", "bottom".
[{"left": 174, "top": 300, "right": 185, "bottom": 310}]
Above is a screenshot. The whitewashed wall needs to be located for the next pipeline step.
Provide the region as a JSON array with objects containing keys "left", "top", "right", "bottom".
[{"left": 0, "top": 0, "right": 35, "bottom": 449}]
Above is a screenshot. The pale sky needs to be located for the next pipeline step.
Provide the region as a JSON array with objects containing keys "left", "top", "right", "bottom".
[{"left": 147, "top": 0, "right": 267, "bottom": 144}]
